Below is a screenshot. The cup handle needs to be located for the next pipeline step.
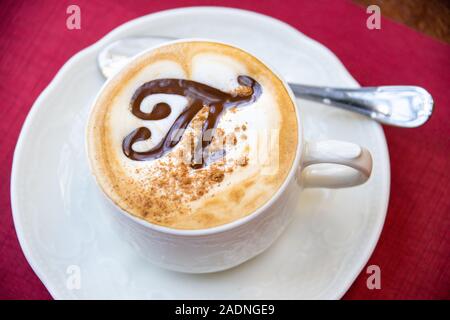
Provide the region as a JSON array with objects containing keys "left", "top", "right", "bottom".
[{"left": 300, "top": 140, "right": 373, "bottom": 188}]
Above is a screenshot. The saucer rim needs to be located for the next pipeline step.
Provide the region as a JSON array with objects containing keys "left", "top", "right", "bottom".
[{"left": 10, "top": 6, "right": 390, "bottom": 300}]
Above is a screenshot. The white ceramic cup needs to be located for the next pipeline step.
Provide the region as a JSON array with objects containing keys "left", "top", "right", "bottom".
[{"left": 88, "top": 39, "right": 373, "bottom": 273}]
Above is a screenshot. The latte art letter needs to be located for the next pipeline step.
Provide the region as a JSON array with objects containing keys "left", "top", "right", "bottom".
[{"left": 122, "top": 75, "right": 262, "bottom": 168}]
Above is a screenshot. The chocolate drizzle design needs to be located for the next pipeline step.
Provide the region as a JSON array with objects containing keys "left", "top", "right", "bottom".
[{"left": 122, "top": 76, "right": 262, "bottom": 168}]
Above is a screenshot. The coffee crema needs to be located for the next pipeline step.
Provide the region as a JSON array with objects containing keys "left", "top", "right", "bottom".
[{"left": 87, "top": 41, "right": 298, "bottom": 229}]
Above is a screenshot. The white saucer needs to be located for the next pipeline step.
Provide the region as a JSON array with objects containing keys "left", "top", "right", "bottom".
[{"left": 11, "top": 7, "right": 390, "bottom": 299}]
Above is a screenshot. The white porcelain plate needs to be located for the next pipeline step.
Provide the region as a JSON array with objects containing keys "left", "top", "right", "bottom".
[{"left": 11, "top": 7, "right": 390, "bottom": 299}]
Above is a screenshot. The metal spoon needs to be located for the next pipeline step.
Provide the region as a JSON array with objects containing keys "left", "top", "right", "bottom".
[{"left": 98, "top": 37, "right": 433, "bottom": 127}]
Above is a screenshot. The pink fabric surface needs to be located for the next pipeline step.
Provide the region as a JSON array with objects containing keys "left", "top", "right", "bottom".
[{"left": 0, "top": 0, "right": 448, "bottom": 299}]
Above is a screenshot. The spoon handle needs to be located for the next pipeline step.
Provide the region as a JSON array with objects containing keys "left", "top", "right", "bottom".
[{"left": 289, "top": 84, "right": 433, "bottom": 127}]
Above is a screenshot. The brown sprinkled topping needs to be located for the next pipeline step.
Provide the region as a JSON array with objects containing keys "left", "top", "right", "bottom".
[
  {"left": 216, "top": 128, "right": 225, "bottom": 136},
  {"left": 210, "top": 169, "right": 225, "bottom": 183},
  {"left": 119, "top": 109, "right": 251, "bottom": 226},
  {"left": 237, "top": 156, "right": 249, "bottom": 167},
  {"left": 235, "top": 86, "right": 252, "bottom": 96}
]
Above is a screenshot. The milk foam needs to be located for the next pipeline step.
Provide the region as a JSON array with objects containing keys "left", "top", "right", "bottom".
[{"left": 87, "top": 41, "right": 298, "bottom": 229}]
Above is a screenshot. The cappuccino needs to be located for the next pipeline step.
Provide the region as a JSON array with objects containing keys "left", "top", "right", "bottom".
[{"left": 87, "top": 41, "right": 298, "bottom": 229}]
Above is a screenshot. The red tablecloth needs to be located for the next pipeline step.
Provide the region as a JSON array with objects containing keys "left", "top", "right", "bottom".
[{"left": 0, "top": 0, "right": 449, "bottom": 300}]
